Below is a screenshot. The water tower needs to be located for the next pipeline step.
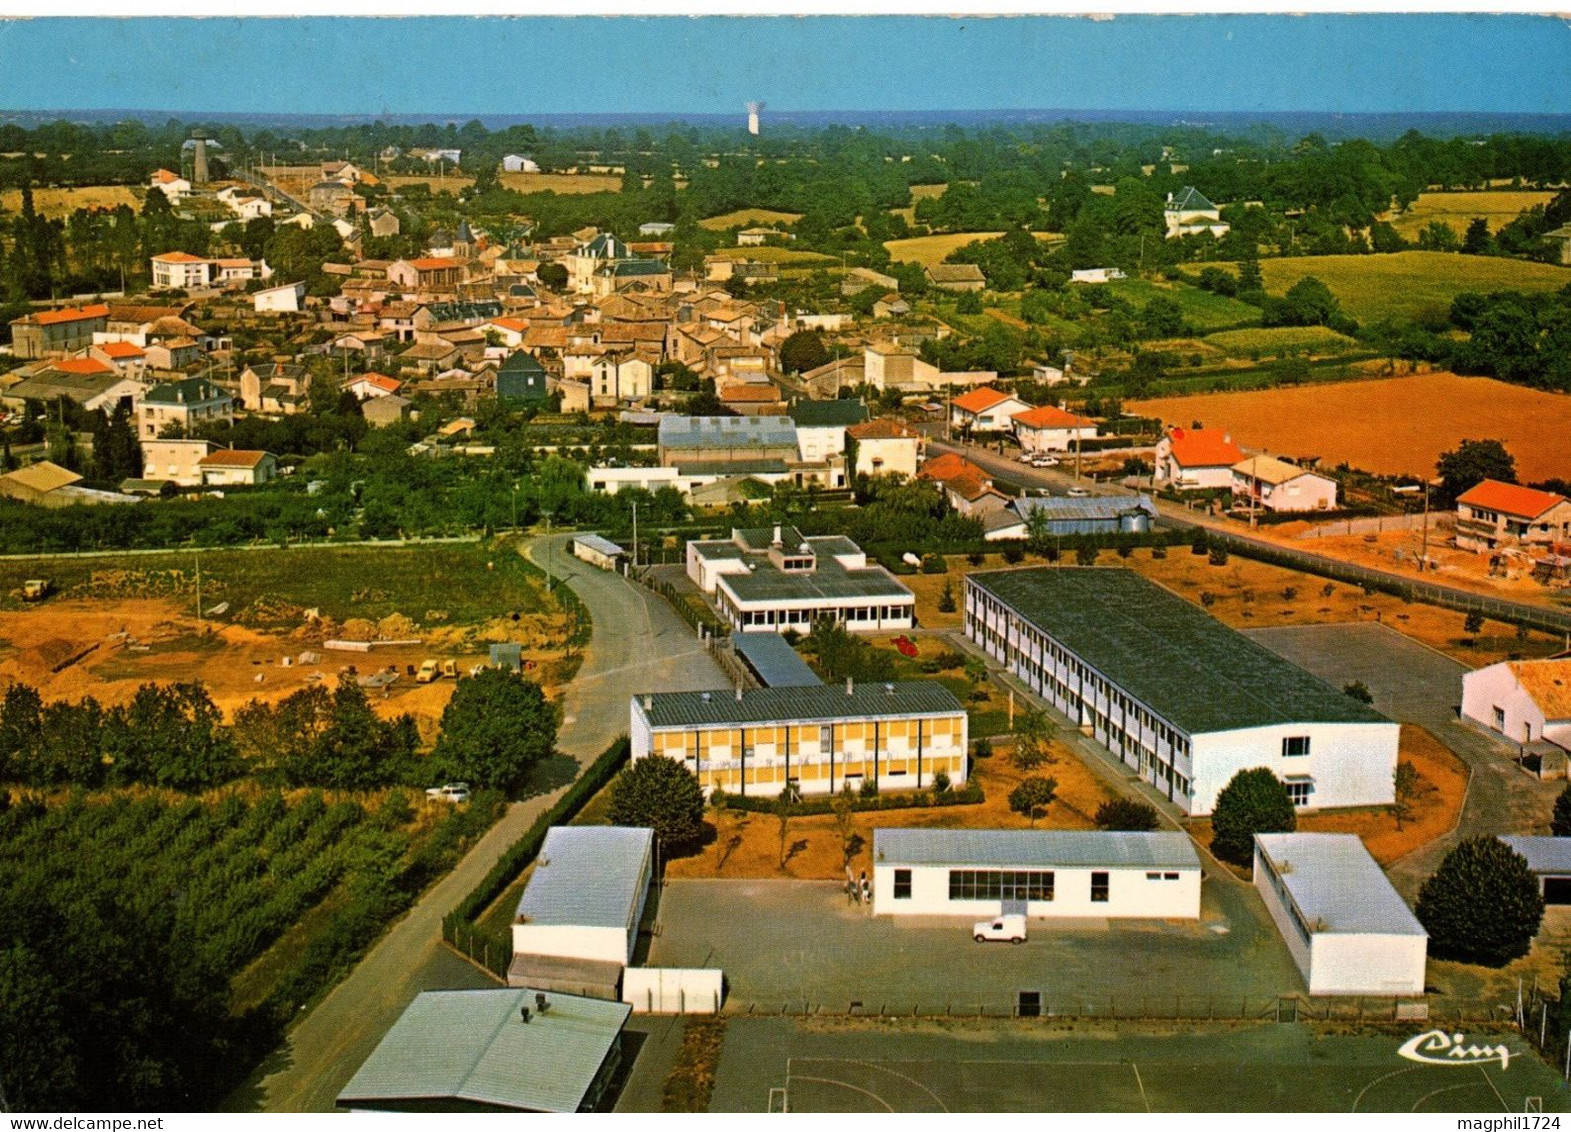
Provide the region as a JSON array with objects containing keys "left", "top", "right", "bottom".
[
  {"left": 190, "top": 130, "right": 210, "bottom": 185},
  {"left": 746, "top": 101, "right": 764, "bottom": 137}
]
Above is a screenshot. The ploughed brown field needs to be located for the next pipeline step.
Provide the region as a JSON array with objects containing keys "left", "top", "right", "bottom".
[{"left": 1130, "top": 371, "right": 1571, "bottom": 483}]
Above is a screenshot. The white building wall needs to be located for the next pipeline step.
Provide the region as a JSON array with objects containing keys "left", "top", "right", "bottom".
[
  {"left": 1253, "top": 852, "right": 1314, "bottom": 985},
  {"left": 1462, "top": 663, "right": 1549, "bottom": 746},
  {"left": 1015, "top": 423, "right": 1098, "bottom": 454},
  {"left": 873, "top": 862, "right": 1200, "bottom": 919},
  {"left": 853, "top": 436, "right": 919, "bottom": 479},
  {"left": 1309, "top": 933, "right": 1427, "bottom": 997},
  {"left": 586, "top": 465, "right": 683, "bottom": 496},
  {"left": 1188, "top": 721, "right": 1400, "bottom": 817},
  {"left": 510, "top": 923, "right": 629, "bottom": 966}
]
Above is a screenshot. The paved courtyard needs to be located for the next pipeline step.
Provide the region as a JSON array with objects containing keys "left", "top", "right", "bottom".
[{"left": 648, "top": 877, "right": 1302, "bottom": 1015}]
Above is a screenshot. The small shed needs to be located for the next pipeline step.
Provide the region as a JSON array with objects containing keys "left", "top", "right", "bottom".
[
  {"left": 1499, "top": 835, "right": 1571, "bottom": 903},
  {"left": 489, "top": 642, "right": 523, "bottom": 673},
  {"left": 1254, "top": 833, "right": 1427, "bottom": 996},
  {"left": 571, "top": 534, "right": 625, "bottom": 571},
  {"left": 731, "top": 632, "right": 822, "bottom": 688},
  {"left": 512, "top": 826, "right": 653, "bottom": 970}
]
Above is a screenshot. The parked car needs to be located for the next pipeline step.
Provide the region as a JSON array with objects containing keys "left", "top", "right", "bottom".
[
  {"left": 426, "top": 782, "right": 471, "bottom": 804},
  {"left": 1017, "top": 450, "right": 1036, "bottom": 464},
  {"left": 1031, "top": 455, "right": 1059, "bottom": 468},
  {"left": 973, "top": 913, "right": 1027, "bottom": 944},
  {"left": 1066, "top": 486, "right": 1091, "bottom": 497}
]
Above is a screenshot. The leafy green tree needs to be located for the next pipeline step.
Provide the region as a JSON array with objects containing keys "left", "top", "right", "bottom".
[
  {"left": 1417, "top": 220, "right": 1461, "bottom": 252},
  {"left": 1416, "top": 837, "right": 1544, "bottom": 965},
  {"left": 1552, "top": 782, "right": 1571, "bottom": 837},
  {"left": 1462, "top": 217, "right": 1493, "bottom": 255},
  {"left": 608, "top": 754, "right": 706, "bottom": 848},
  {"left": 1210, "top": 767, "right": 1296, "bottom": 866},
  {"left": 1094, "top": 798, "right": 1161, "bottom": 831},
  {"left": 1436, "top": 438, "right": 1517, "bottom": 506},
  {"left": 1009, "top": 776, "right": 1058, "bottom": 826},
  {"left": 1393, "top": 761, "right": 1420, "bottom": 831},
  {"left": 1343, "top": 680, "right": 1374, "bottom": 704},
  {"left": 111, "top": 682, "right": 237, "bottom": 790},
  {"left": 1011, "top": 706, "right": 1056, "bottom": 770},
  {"left": 0, "top": 682, "right": 44, "bottom": 780},
  {"left": 432, "top": 669, "right": 556, "bottom": 793},
  {"left": 779, "top": 329, "right": 830, "bottom": 375},
  {"left": 536, "top": 261, "right": 567, "bottom": 291}
]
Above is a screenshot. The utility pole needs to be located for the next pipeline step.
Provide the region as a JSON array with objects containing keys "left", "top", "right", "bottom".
[
  {"left": 631, "top": 500, "right": 639, "bottom": 570},
  {"left": 194, "top": 553, "right": 202, "bottom": 629},
  {"left": 1419, "top": 479, "right": 1432, "bottom": 572}
]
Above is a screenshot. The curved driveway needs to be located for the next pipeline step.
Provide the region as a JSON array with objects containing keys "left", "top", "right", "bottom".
[{"left": 226, "top": 533, "right": 723, "bottom": 1112}]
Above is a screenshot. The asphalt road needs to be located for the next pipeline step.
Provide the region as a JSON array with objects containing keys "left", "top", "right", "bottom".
[{"left": 225, "top": 533, "right": 724, "bottom": 1113}]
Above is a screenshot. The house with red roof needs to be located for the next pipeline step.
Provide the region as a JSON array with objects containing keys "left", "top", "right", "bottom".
[
  {"left": 198, "top": 448, "right": 278, "bottom": 487},
  {"left": 1011, "top": 404, "right": 1098, "bottom": 454},
  {"left": 346, "top": 373, "right": 404, "bottom": 401},
  {"left": 847, "top": 418, "right": 921, "bottom": 479},
  {"left": 1455, "top": 480, "right": 1571, "bottom": 553},
  {"left": 919, "top": 451, "right": 1012, "bottom": 518},
  {"left": 149, "top": 168, "right": 190, "bottom": 202},
  {"left": 949, "top": 386, "right": 1032, "bottom": 434},
  {"left": 386, "top": 257, "right": 467, "bottom": 294},
  {"left": 151, "top": 251, "right": 214, "bottom": 290},
  {"left": 90, "top": 340, "right": 148, "bottom": 375},
  {"left": 8, "top": 303, "right": 110, "bottom": 359},
  {"left": 1154, "top": 426, "right": 1246, "bottom": 491}
]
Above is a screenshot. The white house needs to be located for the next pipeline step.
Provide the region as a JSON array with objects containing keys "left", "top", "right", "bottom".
[
  {"left": 1231, "top": 455, "right": 1338, "bottom": 513},
  {"left": 950, "top": 386, "right": 1032, "bottom": 433},
  {"left": 1164, "top": 187, "right": 1230, "bottom": 239},
  {"left": 846, "top": 418, "right": 921, "bottom": 480},
  {"left": 150, "top": 169, "right": 190, "bottom": 202},
  {"left": 502, "top": 154, "right": 540, "bottom": 173},
  {"left": 1461, "top": 658, "right": 1571, "bottom": 751},
  {"left": 511, "top": 826, "right": 653, "bottom": 973},
  {"left": 1011, "top": 404, "right": 1098, "bottom": 454},
  {"left": 346, "top": 373, "right": 403, "bottom": 401},
  {"left": 872, "top": 829, "right": 1201, "bottom": 920},
  {"left": 1254, "top": 833, "right": 1427, "bottom": 997},
  {"left": 137, "top": 377, "right": 234, "bottom": 440},
  {"left": 588, "top": 352, "right": 653, "bottom": 406},
  {"left": 1154, "top": 426, "right": 1245, "bottom": 491},
  {"left": 141, "top": 438, "right": 214, "bottom": 487},
  {"left": 1455, "top": 480, "right": 1571, "bottom": 553},
  {"left": 150, "top": 252, "right": 213, "bottom": 291},
  {"left": 789, "top": 399, "right": 869, "bottom": 468},
  {"left": 1069, "top": 268, "right": 1126, "bottom": 284},
  {"left": 253, "top": 281, "right": 306, "bottom": 313},
  {"left": 966, "top": 568, "right": 1401, "bottom": 815}
]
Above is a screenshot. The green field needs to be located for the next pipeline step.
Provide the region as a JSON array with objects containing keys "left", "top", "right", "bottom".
[
  {"left": 0, "top": 541, "right": 550, "bottom": 625},
  {"left": 1102, "top": 277, "right": 1261, "bottom": 331},
  {"left": 1197, "top": 251, "right": 1571, "bottom": 324},
  {"left": 1204, "top": 325, "right": 1361, "bottom": 356}
]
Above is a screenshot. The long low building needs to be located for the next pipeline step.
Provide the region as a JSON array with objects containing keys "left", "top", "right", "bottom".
[
  {"left": 1254, "top": 833, "right": 1427, "bottom": 997},
  {"left": 1498, "top": 836, "right": 1571, "bottom": 905},
  {"left": 871, "top": 829, "right": 1202, "bottom": 920},
  {"left": 630, "top": 680, "right": 967, "bottom": 796},
  {"left": 965, "top": 567, "right": 1399, "bottom": 816}
]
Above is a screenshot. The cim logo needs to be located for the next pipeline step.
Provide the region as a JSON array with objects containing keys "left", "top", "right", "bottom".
[{"left": 1398, "top": 1030, "right": 1513, "bottom": 1070}]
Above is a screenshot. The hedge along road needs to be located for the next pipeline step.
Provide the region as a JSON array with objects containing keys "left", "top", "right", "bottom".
[
  {"left": 929, "top": 439, "right": 1571, "bottom": 638},
  {"left": 226, "top": 532, "right": 725, "bottom": 1113}
]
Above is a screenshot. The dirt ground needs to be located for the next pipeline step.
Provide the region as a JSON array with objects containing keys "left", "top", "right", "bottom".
[
  {"left": 664, "top": 740, "right": 1117, "bottom": 882},
  {"left": 1130, "top": 372, "right": 1571, "bottom": 484},
  {"left": 0, "top": 597, "right": 572, "bottom": 743},
  {"left": 1183, "top": 725, "right": 1466, "bottom": 869}
]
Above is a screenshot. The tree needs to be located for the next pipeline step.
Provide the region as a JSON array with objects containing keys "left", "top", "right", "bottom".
[
  {"left": 1416, "top": 837, "right": 1544, "bottom": 966},
  {"left": 431, "top": 669, "right": 556, "bottom": 793},
  {"left": 1393, "top": 761, "right": 1420, "bottom": 831},
  {"left": 1552, "top": 782, "right": 1571, "bottom": 837},
  {"left": 1009, "top": 776, "right": 1058, "bottom": 826},
  {"left": 775, "top": 782, "right": 801, "bottom": 868},
  {"left": 831, "top": 782, "right": 860, "bottom": 871},
  {"left": 778, "top": 329, "right": 830, "bottom": 375},
  {"left": 1011, "top": 706, "right": 1056, "bottom": 770},
  {"left": 608, "top": 754, "right": 706, "bottom": 848},
  {"left": 937, "top": 578, "right": 956, "bottom": 613},
  {"left": 1343, "top": 680, "right": 1374, "bottom": 704},
  {"left": 1464, "top": 611, "right": 1485, "bottom": 635},
  {"left": 1436, "top": 438, "right": 1517, "bottom": 506},
  {"left": 1095, "top": 798, "right": 1160, "bottom": 831},
  {"left": 1210, "top": 767, "right": 1296, "bottom": 866},
  {"left": 1462, "top": 217, "right": 1493, "bottom": 255},
  {"left": 536, "top": 261, "right": 567, "bottom": 291}
]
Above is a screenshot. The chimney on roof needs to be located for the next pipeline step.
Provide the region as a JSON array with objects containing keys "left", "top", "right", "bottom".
[
  {"left": 643, "top": 694, "right": 653, "bottom": 710},
  {"left": 845, "top": 676, "right": 854, "bottom": 696},
  {"left": 772, "top": 524, "right": 782, "bottom": 547},
  {"left": 735, "top": 685, "right": 743, "bottom": 702}
]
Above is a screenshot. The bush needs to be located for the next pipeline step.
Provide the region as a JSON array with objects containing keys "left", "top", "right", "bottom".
[
  {"left": 1209, "top": 545, "right": 1230, "bottom": 566},
  {"left": 1464, "top": 611, "right": 1485, "bottom": 635},
  {"left": 920, "top": 554, "right": 947, "bottom": 574},
  {"left": 932, "top": 770, "right": 951, "bottom": 794},
  {"left": 609, "top": 754, "right": 707, "bottom": 849},
  {"left": 859, "top": 778, "right": 880, "bottom": 799},
  {"left": 973, "top": 737, "right": 993, "bottom": 759},
  {"left": 937, "top": 578, "right": 957, "bottom": 613},
  {"left": 1343, "top": 680, "right": 1374, "bottom": 704},
  {"left": 1210, "top": 767, "right": 1295, "bottom": 867},
  {"left": 1076, "top": 545, "right": 1099, "bottom": 566},
  {"left": 721, "top": 779, "right": 984, "bottom": 817},
  {"left": 1095, "top": 798, "right": 1160, "bottom": 831},
  {"left": 1553, "top": 782, "right": 1571, "bottom": 837},
  {"left": 1416, "top": 837, "right": 1544, "bottom": 966},
  {"left": 1190, "top": 529, "right": 1209, "bottom": 555},
  {"left": 1002, "top": 545, "right": 1025, "bottom": 564}
]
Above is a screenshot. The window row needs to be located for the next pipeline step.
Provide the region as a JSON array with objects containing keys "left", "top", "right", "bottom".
[{"left": 947, "top": 869, "right": 1056, "bottom": 902}]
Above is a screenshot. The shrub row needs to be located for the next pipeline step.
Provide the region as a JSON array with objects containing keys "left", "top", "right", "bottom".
[{"left": 720, "top": 780, "right": 985, "bottom": 817}]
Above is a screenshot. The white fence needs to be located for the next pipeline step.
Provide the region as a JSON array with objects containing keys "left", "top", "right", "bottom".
[{"left": 622, "top": 967, "right": 723, "bottom": 1014}]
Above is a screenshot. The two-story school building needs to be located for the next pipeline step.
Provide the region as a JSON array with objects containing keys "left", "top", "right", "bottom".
[
  {"left": 965, "top": 568, "right": 1400, "bottom": 816},
  {"left": 630, "top": 680, "right": 967, "bottom": 797}
]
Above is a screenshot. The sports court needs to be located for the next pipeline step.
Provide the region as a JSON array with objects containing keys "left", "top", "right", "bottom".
[{"left": 713, "top": 1017, "right": 1570, "bottom": 1113}]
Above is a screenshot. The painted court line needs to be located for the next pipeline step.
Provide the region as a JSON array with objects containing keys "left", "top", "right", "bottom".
[
  {"left": 1130, "top": 1062, "right": 1151, "bottom": 1113},
  {"left": 1413, "top": 1082, "right": 1486, "bottom": 1112},
  {"left": 1478, "top": 1065, "right": 1511, "bottom": 1114},
  {"left": 788, "top": 1076, "right": 894, "bottom": 1112},
  {"left": 1352, "top": 1066, "right": 1425, "bottom": 1112}
]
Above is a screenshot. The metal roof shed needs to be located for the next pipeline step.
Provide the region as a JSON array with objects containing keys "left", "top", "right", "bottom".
[
  {"left": 336, "top": 988, "right": 631, "bottom": 1113},
  {"left": 731, "top": 632, "right": 823, "bottom": 688},
  {"left": 513, "top": 826, "right": 654, "bottom": 966},
  {"left": 1499, "top": 835, "right": 1571, "bottom": 903}
]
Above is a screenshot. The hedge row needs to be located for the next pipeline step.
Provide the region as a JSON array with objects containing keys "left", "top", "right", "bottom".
[
  {"left": 443, "top": 735, "right": 631, "bottom": 934},
  {"left": 719, "top": 780, "right": 985, "bottom": 817}
]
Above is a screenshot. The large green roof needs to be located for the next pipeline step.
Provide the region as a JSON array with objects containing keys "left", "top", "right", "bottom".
[
  {"left": 967, "top": 567, "right": 1391, "bottom": 736},
  {"left": 719, "top": 556, "right": 911, "bottom": 604}
]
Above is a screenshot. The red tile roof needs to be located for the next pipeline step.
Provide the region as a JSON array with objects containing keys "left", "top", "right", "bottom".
[
  {"left": 1012, "top": 405, "right": 1093, "bottom": 430},
  {"left": 489, "top": 317, "right": 529, "bottom": 333},
  {"left": 52, "top": 358, "right": 115, "bottom": 376},
  {"left": 199, "top": 449, "right": 270, "bottom": 469},
  {"left": 719, "top": 383, "right": 782, "bottom": 403},
  {"left": 98, "top": 341, "right": 145, "bottom": 359},
  {"left": 34, "top": 303, "right": 109, "bottom": 326},
  {"left": 152, "top": 251, "right": 210, "bottom": 264},
  {"left": 847, "top": 418, "right": 918, "bottom": 441},
  {"left": 1166, "top": 426, "right": 1244, "bottom": 468},
  {"left": 152, "top": 169, "right": 183, "bottom": 184},
  {"left": 951, "top": 386, "right": 1017, "bottom": 414},
  {"left": 353, "top": 373, "right": 403, "bottom": 394},
  {"left": 410, "top": 257, "right": 464, "bottom": 270},
  {"left": 1457, "top": 479, "right": 1568, "bottom": 519}
]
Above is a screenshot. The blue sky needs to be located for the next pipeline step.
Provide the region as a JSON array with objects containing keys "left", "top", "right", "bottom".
[{"left": 0, "top": 14, "right": 1565, "bottom": 116}]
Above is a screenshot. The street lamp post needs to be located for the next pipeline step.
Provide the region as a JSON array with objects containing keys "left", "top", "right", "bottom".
[
  {"left": 542, "top": 511, "right": 554, "bottom": 591},
  {"left": 631, "top": 500, "right": 639, "bottom": 571}
]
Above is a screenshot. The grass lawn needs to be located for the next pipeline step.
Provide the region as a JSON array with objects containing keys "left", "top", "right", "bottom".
[
  {"left": 698, "top": 208, "right": 803, "bottom": 230},
  {"left": 1203, "top": 325, "right": 1360, "bottom": 356},
  {"left": 1385, "top": 189, "right": 1555, "bottom": 241},
  {"left": 0, "top": 542, "right": 550, "bottom": 626},
  {"left": 1194, "top": 250, "right": 1571, "bottom": 324},
  {"left": 1102, "top": 277, "right": 1261, "bottom": 332},
  {"left": 0, "top": 184, "right": 140, "bottom": 217}
]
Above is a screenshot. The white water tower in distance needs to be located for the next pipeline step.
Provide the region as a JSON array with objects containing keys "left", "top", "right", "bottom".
[{"left": 746, "top": 101, "right": 764, "bottom": 137}]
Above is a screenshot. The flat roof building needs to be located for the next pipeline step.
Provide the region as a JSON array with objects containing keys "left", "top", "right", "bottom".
[
  {"left": 336, "top": 988, "right": 631, "bottom": 1113},
  {"left": 631, "top": 680, "right": 967, "bottom": 797},
  {"left": 686, "top": 527, "right": 915, "bottom": 635},
  {"left": 965, "top": 567, "right": 1399, "bottom": 816},
  {"left": 1254, "top": 833, "right": 1427, "bottom": 996},
  {"left": 872, "top": 829, "right": 1202, "bottom": 920},
  {"left": 510, "top": 826, "right": 653, "bottom": 995}
]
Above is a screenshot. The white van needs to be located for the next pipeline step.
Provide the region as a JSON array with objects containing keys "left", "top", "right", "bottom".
[{"left": 973, "top": 913, "right": 1027, "bottom": 944}]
